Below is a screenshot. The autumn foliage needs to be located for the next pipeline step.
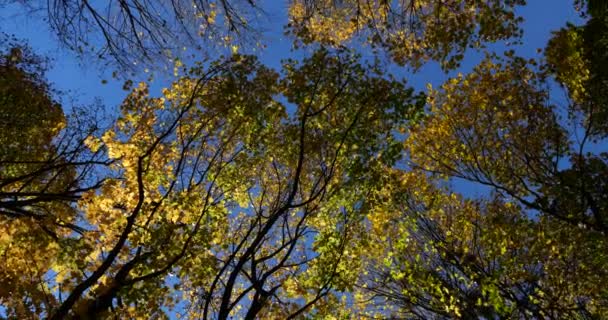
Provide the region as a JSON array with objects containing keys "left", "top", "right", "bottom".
[{"left": 2, "top": 0, "right": 608, "bottom": 319}]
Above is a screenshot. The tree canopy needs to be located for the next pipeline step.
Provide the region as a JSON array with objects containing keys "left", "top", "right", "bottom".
[
  {"left": 5, "top": 0, "right": 524, "bottom": 71},
  {"left": 2, "top": 1, "right": 608, "bottom": 319}
]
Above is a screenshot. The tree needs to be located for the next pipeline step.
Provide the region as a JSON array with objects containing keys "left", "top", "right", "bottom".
[
  {"left": 1, "top": 48, "right": 423, "bottom": 318},
  {"left": 353, "top": 1, "right": 608, "bottom": 317},
  {"left": 288, "top": 0, "right": 525, "bottom": 69},
  {"left": 5, "top": 1, "right": 608, "bottom": 319},
  {"left": 0, "top": 35, "right": 107, "bottom": 236},
  {"left": 546, "top": 0, "right": 608, "bottom": 137},
  {"left": 357, "top": 171, "right": 608, "bottom": 318},
  {"left": 5, "top": 0, "right": 525, "bottom": 71},
  {"left": 5, "top": 0, "right": 260, "bottom": 69},
  {"left": 0, "top": 34, "right": 108, "bottom": 316}
]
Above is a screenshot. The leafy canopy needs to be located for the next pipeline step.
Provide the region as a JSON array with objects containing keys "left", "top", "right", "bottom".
[{"left": 4, "top": 1, "right": 608, "bottom": 319}]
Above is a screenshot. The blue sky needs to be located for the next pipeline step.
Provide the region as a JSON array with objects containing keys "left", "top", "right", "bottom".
[{"left": 1, "top": 1, "right": 584, "bottom": 110}]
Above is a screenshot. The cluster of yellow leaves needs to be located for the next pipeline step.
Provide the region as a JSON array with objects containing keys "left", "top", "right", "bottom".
[
  {"left": 407, "top": 56, "right": 566, "bottom": 196},
  {"left": 288, "top": 0, "right": 524, "bottom": 69},
  {"left": 545, "top": 25, "right": 590, "bottom": 104},
  {"left": 289, "top": 1, "right": 361, "bottom": 45},
  {"left": 0, "top": 216, "right": 61, "bottom": 316}
]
